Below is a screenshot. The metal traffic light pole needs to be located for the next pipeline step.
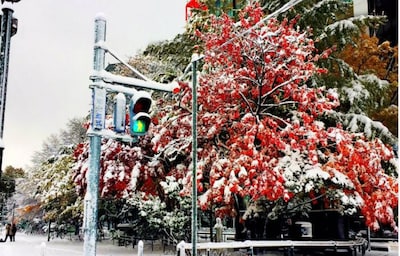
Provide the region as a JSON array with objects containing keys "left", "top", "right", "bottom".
[
  {"left": 0, "top": 1, "right": 18, "bottom": 183},
  {"left": 83, "top": 13, "right": 106, "bottom": 256},
  {"left": 84, "top": 14, "right": 179, "bottom": 256}
]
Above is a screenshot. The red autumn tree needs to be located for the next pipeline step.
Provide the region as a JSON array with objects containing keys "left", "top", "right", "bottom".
[
  {"left": 73, "top": 5, "right": 398, "bottom": 231},
  {"left": 151, "top": 5, "right": 397, "bottom": 230}
]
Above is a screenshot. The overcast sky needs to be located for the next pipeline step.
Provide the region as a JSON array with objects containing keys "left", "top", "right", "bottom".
[{"left": 3, "top": 0, "right": 187, "bottom": 169}]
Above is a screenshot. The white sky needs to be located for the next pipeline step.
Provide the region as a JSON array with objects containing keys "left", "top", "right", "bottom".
[{"left": 3, "top": 0, "right": 187, "bottom": 169}]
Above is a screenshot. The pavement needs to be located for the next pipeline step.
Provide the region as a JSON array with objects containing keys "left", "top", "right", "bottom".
[
  {"left": 0, "top": 232, "right": 397, "bottom": 256},
  {"left": 0, "top": 233, "right": 172, "bottom": 256}
]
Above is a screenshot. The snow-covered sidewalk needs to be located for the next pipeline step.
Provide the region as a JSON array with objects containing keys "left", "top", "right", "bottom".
[
  {"left": 0, "top": 232, "right": 173, "bottom": 256},
  {"left": 0, "top": 232, "right": 396, "bottom": 256}
]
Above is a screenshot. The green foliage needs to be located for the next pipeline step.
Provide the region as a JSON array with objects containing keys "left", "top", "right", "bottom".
[
  {"left": 125, "top": 177, "right": 192, "bottom": 242},
  {"left": 204, "top": 0, "right": 247, "bottom": 19},
  {"left": 268, "top": 196, "right": 312, "bottom": 220},
  {"left": 16, "top": 117, "right": 88, "bottom": 224},
  {"left": 0, "top": 165, "right": 23, "bottom": 222},
  {"left": 259, "top": 0, "right": 396, "bottom": 141},
  {"left": 3, "top": 165, "right": 25, "bottom": 179},
  {"left": 98, "top": 198, "right": 128, "bottom": 227},
  {"left": 142, "top": 33, "right": 196, "bottom": 76},
  {"left": 258, "top": 0, "right": 386, "bottom": 50},
  {"left": 0, "top": 165, "right": 24, "bottom": 199},
  {"left": 0, "top": 176, "right": 15, "bottom": 198},
  {"left": 128, "top": 195, "right": 166, "bottom": 238},
  {"left": 35, "top": 153, "right": 78, "bottom": 223}
]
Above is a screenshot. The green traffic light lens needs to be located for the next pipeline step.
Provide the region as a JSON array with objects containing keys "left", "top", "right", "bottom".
[{"left": 132, "top": 119, "right": 147, "bottom": 134}]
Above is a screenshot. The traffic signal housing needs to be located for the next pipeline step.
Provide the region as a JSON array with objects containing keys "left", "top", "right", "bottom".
[{"left": 129, "top": 91, "right": 152, "bottom": 136}]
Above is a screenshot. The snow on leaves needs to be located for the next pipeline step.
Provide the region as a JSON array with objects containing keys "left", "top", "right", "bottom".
[
  {"left": 73, "top": 132, "right": 163, "bottom": 199},
  {"left": 73, "top": 5, "right": 397, "bottom": 231},
  {"left": 164, "top": 5, "right": 396, "bottom": 230}
]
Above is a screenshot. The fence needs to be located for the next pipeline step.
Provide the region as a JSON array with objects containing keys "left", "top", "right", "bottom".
[{"left": 176, "top": 238, "right": 367, "bottom": 256}]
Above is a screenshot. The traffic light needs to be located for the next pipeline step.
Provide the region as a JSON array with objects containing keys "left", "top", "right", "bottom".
[
  {"left": 129, "top": 90, "right": 152, "bottom": 136},
  {"left": 113, "top": 93, "right": 126, "bottom": 133}
]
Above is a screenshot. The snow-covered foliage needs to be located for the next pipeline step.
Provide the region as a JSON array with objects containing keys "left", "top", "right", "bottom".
[
  {"left": 151, "top": 5, "right": 397, "bottom": 230},
  {"left": 125, "top": 177, "right": 192, "bottom": 242},
  {"left": 31, "top": 117, "right": 87, "bottom": 168},
  {"left": 17, "top": 118, "right": 87, "bottom": 224},
  {"left": 72, "top": 2, "right": 397, "bottom": 234},
  {"left": 34, "top": 153, "right": 81, "bottom": 222},
  {"left": 338, "top": 34, "right": 398, "bottom": 139},
  {"left": 255, "top": 0, "right": 396, "bottom": 143},
  {"left": 36, "top": 156, "right": 73, "bottom": 203},
  {"left": 341, "top": 112, "right": 396, "bottom": 146},
  {"left": 143, "top": 36, "right": 194, "bottom": 79},
  {"left": 73, "top": 136, "right": 162, "bottom": 198}
]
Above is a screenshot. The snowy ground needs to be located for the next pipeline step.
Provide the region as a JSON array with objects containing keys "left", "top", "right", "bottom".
[
  {"left": 0, "top": 232, "right": 174, "bottom": 256},
  {"left": 0, "top": 232, "right": 397, "bottom": 256}
]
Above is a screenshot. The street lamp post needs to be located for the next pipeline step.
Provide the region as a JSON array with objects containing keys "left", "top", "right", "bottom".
[{"left": 0, "top": 1, "right": 18, "bottom": 182}]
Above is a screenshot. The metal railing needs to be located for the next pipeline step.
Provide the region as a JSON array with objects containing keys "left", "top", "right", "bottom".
[{"left": 177, "top": 238, "right": 368, "bottom": 256}]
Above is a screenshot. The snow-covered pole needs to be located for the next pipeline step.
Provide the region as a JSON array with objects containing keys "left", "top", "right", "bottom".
[
  {"left": 138, "top": 240, "right": 144, "bottom": 256},
  {"left": 0, "top": 2, "right": 17, "bottom": 181},
  {"left": 40, "top": 241, "right": 46, "bottom": 256},
  {"left": 191, "top": 54, "right": 200, "bottom": 256},
  {"left": 177, "top": 241, "right": 186, "bottom": 256},
  {"left": 83, "top": 13, "right": 106, "bottom": 256}
]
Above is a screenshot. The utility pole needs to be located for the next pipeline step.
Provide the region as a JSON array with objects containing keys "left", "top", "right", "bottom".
[{"left": 0, "top": 1, "right": 18, "bottom": 183}]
